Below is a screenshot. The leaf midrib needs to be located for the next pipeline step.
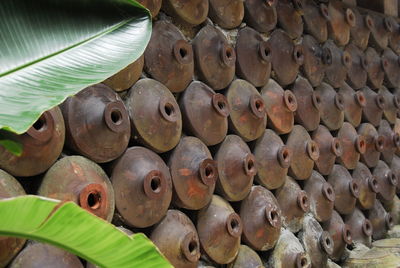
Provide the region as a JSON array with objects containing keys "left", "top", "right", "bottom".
[{"left": 0, "top": 17, "right": 134, "bottom": 78}]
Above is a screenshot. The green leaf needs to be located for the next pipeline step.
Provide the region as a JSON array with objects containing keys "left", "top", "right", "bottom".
[
  {"left": 0, "top": 195, "right": 172, "bottom": 268},
  {"left": 0, "top": 0, "right": 151, "bottom": 134},
  {"left": 0, "top": 139, "right": 22, "bottom": 156}
]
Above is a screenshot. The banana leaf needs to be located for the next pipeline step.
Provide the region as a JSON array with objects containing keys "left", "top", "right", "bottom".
[
  {"left": 0, "top": 0, "right": 151, "bottom": 135},
  {"left": 0, "top": 195, "right": 172, "bottom": 268}
]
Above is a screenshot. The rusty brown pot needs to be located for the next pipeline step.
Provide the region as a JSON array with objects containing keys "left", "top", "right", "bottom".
[
  {"left": 322, "top": 40, "right": 352, "bottom": 88},
  {"left": 352, "top": 162, "right": 379, "bottom": 210},
  {"left": 253, "top": 129, "right": 291, "bottom": 190},
  {"left": 38, "top": 156, "right": 115, "bottom": 222},
  {"left": 299, "top": 216, "right": 334, "bottom": 268},
  {"left": 0, "top": 107, "right": 65, "bottom": 177},
  {"left": 269, "top": 229, "right": 310, "bottom": 268},
  {"left": 275, "top": 176, "right": 310, "bottom": 233},
  {"left": 61, "top": 84, "right": 130, "bottom": 163},
  {"left": 344, "top": 208, "right": 373, "bottom": 247},
  {"left": 269, "top": 29, "right": 304, "bottom": 86},
  {"left": 286, "top": 125, "right": 319, "bottom": 180},
  {"left": 304, "top": 171, "right": 335, "bottom": 222},
  {"left": 312, "top": 124, "right": 342, "bottom": 175},
  {"left": 326, "top": 1, "right": 355, "bottom": 46},
  {"left": 235, "top": 27, "right": 271, "bottom": 88},
  {"left": 373, "top": 160, "right": 398, "bottom": 205},
  {"left": 360, "top": 86, "right": 386, "bottom": 127},
  {"left": 151, "top": 210, "right": 201, "bottom": 268},
  {"left": 336, "top": 122, "right": 366, "bottom": 170},
  {"left": 225, "top": 79, "right": 267, "bottom": 142},
  {"left": 103, "top": 55, "right": 144, "bottom": 92},
  {"left": 179, "top": 81, "right": 230, "bottom": 146},
  {"left": 215, "top": 135, "right": 256, "bottom": 202},
  {"left": 240, "top": 186, "right": 281, "bottom": 251},
  {"left": 208, "top": 0, "right": 244, "bottom": 29},
  {"left": 364, "top": 47, "right": 384, "bottom": 89},
  {"left": 244, "top": 0, "right": 277, "bottom": 33},
  {"left": 366, "top": 199, "right": 394, "bottom": 240},
  {"left": 125, "top": 78, "right": 182, "bottom": 153},
  {"left": 168, "top": 136, "right": 217, "bottom": 210},
  {"left": 261, "top": 79, "right": 297, "bottom": 134},
  {"left": 0, "top": 170, "right": 26, "bottom": 267},
  {"left": 162, "top": 0, "right": 208, "bottom": 26},
  {"left": 322, "top": 210, "right": 353, "bottom": 261},
  {"left": 327, "top": 165, "right": 360, "bottom": 215},
  {"left": 358, "top": 123, "right": 384, "bottom": 168},
  {"left": 291, "top": 76, "right": 321, "bottom": 131},
  {"left": 111, "top": 147, "right": 172, "bottom": 228},
  {"left": 144, "top": 20, "right": 194, "bottom": 93},
  {"left": 315, "top": 82, "right": 344, "bottom": 130},
  {"left": 339, "top": 82, "right": 366, "bottom": 127},
  {"left": 276, "top": 0, "right": 304, "bottom": 39},
  {"left": 10, "top": 242, "right": 83, "bottom": 268},
  {"left": 197, "top": 195, "right": 242, "bottom": 264},
  {"left": 300, "top": 35, "right": 326, "bottom": 87},
  {"left": 302, "top": 0, "right": 329, "bottom": 42},
  {"left": 192, "top": 25, "right": 235, "bottom": 90}
]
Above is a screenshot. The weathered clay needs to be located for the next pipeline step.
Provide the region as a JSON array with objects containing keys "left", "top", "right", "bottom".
[
  {"left": 62, "top": 84, "right": 130, "bottom": 163},
  {"left": 382, "top": 47, "right": 400, "bottom": 88},
  {"left": 339, "top": 82, "right": 366, "bottom": 127},
  {"left": 244, "top": 0, "right": 277, "bottom": 33},
  {"left": 322, "top": 210, "right": 353, "bottom": 261},
  {"left": 336, "top": 122, "right": 366, "bottom": 170},
  {"left": 352, "top": 162, "right": 379, "bottom": 210},
  {"left": 286, "top": 125, "right": 319, "bottom": 180},
  {"left": 364, "top": 47, "right": 384, "bottom": 89},
  {"left": 162, "top": 0, "right": 208, "bottom": 26},
  {"left": 358, "top": 123, "right": 385, "bottom": 168},
  {"left": 327, "top": 165, "right": 360, "bottom": 215},
  {"left": 350, "top": 9, "right": 371, "bottom": 51},
  {"left": 379, "top": 86, "right": 400, "bottom": 124},
  {"left": 167, "top": 136, "right": 216, "bottom": 210},
  {"left": 137, "top": 0, "right": 162, "bottom": 17},
  {"left": 302, "top": 0, "right": 329, "bottom": 42},
  {"left": 38, "top": 156, "right": 115, "bottom": 221},
  {"left": 261, "top": 79, "right": 297, "bottom": 134},
  {"left": 291, "top": 76, "right": 321, "bottom": 131},
  {"left": 269, "top": 29, "right": 304, "bottom": 86},
  {"left": 360, "top": 86, "right": 385, "bottom": 127},
  {"left": 315, "top": 82, "right": 344, "bottom": 130},
  {"left": 368, "top": 13, "right": 393, "bottom": 51},
  {"left": 225, "top": 79, "right": 266, "bottom": 142},
  {"left": 103, "top": 55, "right": 144, "bottom": 92},
  {"left": 208, "top": 0, "right": 244, "bottom": 29},
  {"left": 125, "top": 78, "right": 182, "bottom": 153},
  {"left": 151, "top": 210, "right": 200, "bottom": 268},
  {"left": 312, "top": 124, "right": 342, "bottom": 175},
  {"left": 228, "top": 245, "right": 263, "bottom": 268},
  {"left": 197, "top": 195, "right": 242, "bottom": 264},
  {"left": 344, "top": 208, "right": 373, "bottom": 247},
  {"left": 275, "top": 176, "right": 309, "bottom": 233},
  {"left": 299, "top": 216, "right": 334, "bottom": 268},
  {"left": 0, "top": 170, "right": 26, "bottom": 267},
  {"left": 304, "top": 171, "right": 335, "bottom": 222},
  {"left": 179, "top": 81, "right": 229, "bottom": 146},
  {"left": 276, "top": 0, "right": 304, "bottom": 39},
  {"left": 378, "top": 119, "right": 400, "bottom": 164},
  {"left": 144, "top": 21, "right": 194, "bottom": 93},
  {"left": 240, "top": 186, "right": 281, "bottom": 251},
  {"left": 192, "top": 25, "right": 235, "bottom": 90},
  {"left": 323, "top": 40, "right": 352, "bottom": 88},
  {"left": 10, "top": 242, "right": 83, "bottom": 268},
  {"left": 235, "top": 27, "right": 271, "bottom": 87},
  {"left": 0, "top": 107, "right": 65, "bottom": 177},
  {"left": 214, "top": 135, "right": 256, "bottom": 202},
  {"left": 269, "top": 229, "right": 310, "bottom": 268},
  {"left": 253, "top": 129, "right": 291, "bottom": 190},
  {"left": 111, "top": 147, "right": 172, "bottom": 228},
  {"left": 366, "top": 199, "right": 394, "bottom": 240},
  {"left": 345, "top": 43, "right": 368, "bottom": 89},
  {"left": 373, "top": 160, "right": 398, "bottom": 204},
  {"left": 327, "top": 1, "right": 355, "bottom": 46},
  {"left": 300, "top": 35, "right": 326, "bottom": 87}
]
